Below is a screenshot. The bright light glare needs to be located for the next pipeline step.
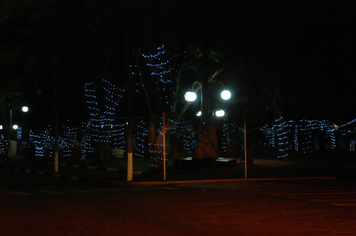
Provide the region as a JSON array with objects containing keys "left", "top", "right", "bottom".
[
  {"left": 184, "top": 91, "right": 197, "bottom": 102},
  {"left": 215, "top": 110, "right": 225, "bottom": 117},
  {"left": 22, "top": 106, "right": 29, "bottom": 112},
  {"left": 196, "top": 111, "right": 202, "bottom": 117},
  {"left": 13, "top": 124, "right": 18, "bottom": 130},
  {"left": 221, "top": 90, "right": 231, "bottom": 100},
  {"left": 0, "top": 125, "right": 3, "bottom": 130}
]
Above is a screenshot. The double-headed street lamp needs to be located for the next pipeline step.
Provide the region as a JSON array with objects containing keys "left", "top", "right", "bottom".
[
  {"left": 8, "top": 105, "right": 29, "bottom": 157},
  {"left": 10, "top": 106, "right": 29, "bottom": 137},
  {"left": 185, "top": 89, "right": 231, "bottom": 102},
  {"left": 184, "top": 84, "right": 231, "bottom": 119},
  {"left": 184, "top": 81, "right": 232, "bottom": 160},
  {"left": 184, "top": 81, "right": 248, "bottom": 178}
]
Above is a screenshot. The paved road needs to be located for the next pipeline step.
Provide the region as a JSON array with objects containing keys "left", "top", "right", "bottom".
[
  {"left": 3, "top": 173, "right": 356, "bottom": 208},
  {"left": 177, "top": 180, "right": 356, "bottom": 207},
  {"left": 2, "top": 170, "right": 356, "bottom": 235}
]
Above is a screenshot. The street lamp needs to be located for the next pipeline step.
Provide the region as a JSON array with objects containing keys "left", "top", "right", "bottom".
[
  {"left": 8, "top": 105, "right": 29, "bottom": 157},
  {"left": 10, "top": 106, "right": 28, "bottom": 138},
  {"left": 184, "top": 89, "right": 231, "bottom": 103},
  {"left": 184, "top": 80, "right": 232, "bottom": 160},
  {"left": 184, "top": 87, "right": 231, "bottom": 117}
]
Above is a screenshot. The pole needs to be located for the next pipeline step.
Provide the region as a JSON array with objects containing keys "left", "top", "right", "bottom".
[
  {"left": 200, "top": 83, "right": 203, "bottom": 125},
  {"left": 202, "top": 77, "right": 209, "bottom": 127},
  {"left": 53, "top": 67, "right": 59, "bottom": 173},
  {"left": 8, "top": 109, "right": 13, "bottom": 158},
  {"left": 244, "top": 112, "right": 247, "bottom": 178},
  {"left": 123, "top": 33, "right": 133, "bottom": 181},
  {"left": 127, "top": 74, "right": 133, "bottom": 181},
  {"left": 9, "top": 109, "right": 12, "bottom": 139},
  {"left": 163, "top": 111, "right": 166, "bottom": 181}
]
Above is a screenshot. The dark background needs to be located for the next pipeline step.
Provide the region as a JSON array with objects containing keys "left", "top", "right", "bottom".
[{"left": 1, "top": 0, "right": 355, "bottom": 133}]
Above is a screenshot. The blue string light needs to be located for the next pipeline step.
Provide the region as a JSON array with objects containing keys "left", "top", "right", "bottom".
[
  {"left": 142, "top": 45, "right": 180, "bottom": 110},
  {"left": 261, "top": 117, "right": 356, "bottom": 155}
]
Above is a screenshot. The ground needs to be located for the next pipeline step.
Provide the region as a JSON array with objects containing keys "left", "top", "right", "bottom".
[{"left": 2, "top": 178, "right": 356, "bottom": 236}]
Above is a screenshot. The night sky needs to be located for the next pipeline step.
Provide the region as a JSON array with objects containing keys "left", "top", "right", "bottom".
[{"left": 1, "top": 0, "right": 356, "bottom": 131}]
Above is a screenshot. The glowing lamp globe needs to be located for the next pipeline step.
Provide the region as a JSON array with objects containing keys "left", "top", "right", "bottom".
[
  {"left": 215, "top": 110, "right": 225, "bottom": 117},
  {"left": 22, "top": 106, "right": 29, "bottom": 112},
  {"left": 184, "top": 91, "right": 197, "bottom": 102},
  {"left": 221, "top": 90, "right": 231, "bottom": 100}
]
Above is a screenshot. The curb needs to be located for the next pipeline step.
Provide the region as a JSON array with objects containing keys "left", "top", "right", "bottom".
[
  {"left": 1, "top": 161, "right": 338, "bottom": 187},
  {"left": 112, "top": 176, "right": 338, "bottom": 187}
]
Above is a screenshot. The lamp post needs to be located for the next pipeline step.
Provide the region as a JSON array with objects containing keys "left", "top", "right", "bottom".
[
  {"left": 8, "top": 106, "right": 29, "bottom": 157},
  {"left": 184, "top": 82, "right": 231, "bottom": 159}
]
